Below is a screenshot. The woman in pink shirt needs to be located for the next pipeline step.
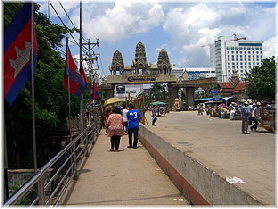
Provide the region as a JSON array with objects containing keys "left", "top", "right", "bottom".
[{"left": 106, "top": 106, "right": 125, "bottom": 151}]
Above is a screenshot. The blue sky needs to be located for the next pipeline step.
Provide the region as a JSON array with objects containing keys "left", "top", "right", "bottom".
[{"left": 38, "top": 0, "right": 277, "bottom": 77}]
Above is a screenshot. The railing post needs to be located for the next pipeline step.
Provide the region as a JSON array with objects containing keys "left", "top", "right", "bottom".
[
  {"left": 34, "top": 175, "right": 45, "bottom": 205},
  {"left": 85, "top": 128, "right": 90, "bottom": 157},
  {"left": 72, "top": 142, "right": 78, "bottom": 181}
]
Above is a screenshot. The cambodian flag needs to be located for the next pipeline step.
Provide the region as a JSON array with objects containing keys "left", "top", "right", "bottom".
[
  {"left": 89, "top": 80, "right": 100, "bottom": 100},
  {"left": 64, "top": 47, "right": 87, "bottom": 97},
  {"left": 4, "top": 3, "right": 37, "bottom": 105}
]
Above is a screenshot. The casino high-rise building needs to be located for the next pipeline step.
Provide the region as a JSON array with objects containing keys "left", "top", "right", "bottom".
[{"left": 212, "top": 36, "right": 263, "bottom": 82}]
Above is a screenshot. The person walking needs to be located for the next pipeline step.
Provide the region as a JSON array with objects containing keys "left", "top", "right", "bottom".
[
  {"left": 106, "top": 107, "right": 125, "bottom": 151},
  {"left": 104, "top": 106, "right": 112, "bottom": 128},
  {"left": 122, "top": 104, "right": 129, "bottom": 134},
  {"left": 127, "top": 104, "right": 142, "bottom": 149},
  {"left": 152, "top": 111, "right": 157, "bottom": 125},
  {"left": 250, "top": 102, "right": 262, "bottom": 132},
  {"left": 240, "top": 101, "right": 252, "bottom": 134}
]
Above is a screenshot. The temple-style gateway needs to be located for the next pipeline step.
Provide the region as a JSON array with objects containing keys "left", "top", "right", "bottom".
[
  {"left": 109, "top": 41, "right": 172, "bottom": 76},
  {"left": 103, "top": 41, "right": 196, "bottom": 108}
]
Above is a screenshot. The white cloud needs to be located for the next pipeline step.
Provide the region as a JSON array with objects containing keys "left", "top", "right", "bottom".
[
  {"left": 75, "top": 0, "right": 165, "bottom": 42},
  {"left": 163, "top": 3, "right": 276, "bottom": 67},
  {"left": 263, "top": 36, "right": 278, "bottom": 58}
]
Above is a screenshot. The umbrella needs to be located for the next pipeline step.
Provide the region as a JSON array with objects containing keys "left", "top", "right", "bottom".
[
  {"left": 103, "top": 97, "right": 123, "bottom": 107},
  {"left": 150, "top": 101, "right": 166, "bottom": 106}
]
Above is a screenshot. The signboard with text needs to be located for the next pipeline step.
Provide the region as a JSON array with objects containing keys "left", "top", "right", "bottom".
[{"left": 127, "top": 75, "right": 156, "bottom": 83}]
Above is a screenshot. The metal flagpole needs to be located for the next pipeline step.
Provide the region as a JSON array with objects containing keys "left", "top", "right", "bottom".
[
  {"left": 80, "top": 0, "right": 84, "bottom": 135},
  {"left": 31, "top": 2, "right": 37, "bottom": 171},
  {"left": 4, "top": 122, "right": 9, "bottom": 202},
  {"left": 66, "top": 37, "right": 72, "bottom": 137},
  {"left": 48, "top": 0, "right": 50, "bottom": 19}
]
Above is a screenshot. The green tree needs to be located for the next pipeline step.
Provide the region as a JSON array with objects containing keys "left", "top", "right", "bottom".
[
  {"left": 138, "top": 83, "right": 169, "bottom": 105},
  {"left": 245, "top": 57, "right": 276, "bottom": 101},
  {"left": 4, "top": 3, "right": 84, "bottom": 168}
]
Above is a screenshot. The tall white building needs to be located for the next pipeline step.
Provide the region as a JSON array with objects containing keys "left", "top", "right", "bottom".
[{"left": 213, "top": 36, "right": 263, "bottom": 82}]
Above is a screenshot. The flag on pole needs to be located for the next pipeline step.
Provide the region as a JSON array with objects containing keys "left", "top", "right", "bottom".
[
  {"left": 64, "top": 46, "right": 87, "bottom": 97},
  {"left": 80, "top": 67, "right": 88, "bottom": 87},
  {"left": 89, "top": 80, "right": 100, "bottom": 100},
  {"left": 4, "top": 3, "right": 38, "bottom": 105}
]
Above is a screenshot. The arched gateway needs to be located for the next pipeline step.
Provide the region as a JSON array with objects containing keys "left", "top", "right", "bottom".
[{"left": 100, "top": 41, "right": 196, "bottom": 108}]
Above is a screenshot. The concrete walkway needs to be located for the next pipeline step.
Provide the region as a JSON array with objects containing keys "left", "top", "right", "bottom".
[
  {"left": 142, "top": 111, "right": 275, "bottom": 205},
  {"left": 63, "top": 129, "right": 189, "bottom": 206}
]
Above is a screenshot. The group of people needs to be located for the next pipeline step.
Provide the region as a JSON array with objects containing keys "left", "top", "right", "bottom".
[
  {"left": 240, "top": 100, "right": 263, "bottom": 134},
  {"left": 197, "top": 99, "right": 273, "bottom": 134},
  {"left": 105, "top": 104, "right": 142, "bottom": 151}
]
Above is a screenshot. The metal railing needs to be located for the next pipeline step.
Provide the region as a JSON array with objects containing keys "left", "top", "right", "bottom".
[{"left": 4, "top": 104, "right": 102, "bottom": 206}]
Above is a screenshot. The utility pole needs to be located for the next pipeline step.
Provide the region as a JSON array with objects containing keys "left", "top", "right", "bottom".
[{"left": 83, "top": 38, "right": 99, "bottom": 82}]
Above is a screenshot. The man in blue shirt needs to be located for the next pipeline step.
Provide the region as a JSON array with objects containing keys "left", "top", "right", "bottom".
[{"left": 127, "top": 104, "right": 142, "bottom": 149}]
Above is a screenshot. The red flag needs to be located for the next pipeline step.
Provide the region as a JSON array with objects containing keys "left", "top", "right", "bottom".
[
  {"left": 64, "top": 47, "right": 86, "bottom": 97},
  {"left": 4, "top": 3, "right": 37, "bottom": 105}
]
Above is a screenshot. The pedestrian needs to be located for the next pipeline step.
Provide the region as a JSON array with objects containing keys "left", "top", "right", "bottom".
[
  {"left": 127, "top": 104, "right": 142, "bottom": 149},
  {"left": 152, "top": 111, "right": 157, "bottom": 125},
  {"left": 250, "top": 102, "right": 262, "bottom": 132},
  {"left": 230, "top": 104, "right": 236, "bottom": 120},
  {"left": 240, "top": 101, "right": 252, "bottom": 134},
  {"left": 197, "top": 104, "right": 201, "bottom": 115},
  {"left": 104, "top": 106, "right": 112, "bottom": 128},
  {"left": 122, "top": 104, "right": 129, "bottom": 134},
  {"left": 106, "top": 106, "right": 125, "bottom": 152}
]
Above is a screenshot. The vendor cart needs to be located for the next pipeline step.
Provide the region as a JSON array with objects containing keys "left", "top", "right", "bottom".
[{"left": 259, "top": 108, "right": 276, "bottom": 132}]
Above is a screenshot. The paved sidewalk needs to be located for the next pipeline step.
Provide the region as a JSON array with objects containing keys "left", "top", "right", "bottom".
[
  {"left": 63, "top": 130, "right": 189, "bottom": 206},
  {"left": 144, "top": 111, "right": 275, "bottom": 205}
]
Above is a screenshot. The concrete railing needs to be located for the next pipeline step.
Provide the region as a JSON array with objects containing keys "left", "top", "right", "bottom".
[{"left": 139, "top": 125, "right": 262, "bottom": 205}]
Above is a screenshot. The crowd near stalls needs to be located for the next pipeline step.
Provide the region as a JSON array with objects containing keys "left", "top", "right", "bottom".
[{"left": 196, "top": 98, "right": 275, "bottom": 132}]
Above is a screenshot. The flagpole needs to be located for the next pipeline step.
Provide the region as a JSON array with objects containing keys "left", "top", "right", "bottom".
[
  {"left": 31, "top": 2, "right": 37, "bottom": 171},
  {"left": 80, "top": 0, "right": 84, "bottom": 134},
  {"left": 66, "top": 37, "right": 72, "bottom": 137}
]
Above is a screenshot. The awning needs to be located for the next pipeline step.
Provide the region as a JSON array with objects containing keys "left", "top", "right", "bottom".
[
  {"left": 194, "top": 98, "right": 213, "bottom": 101},
  {"left": 150, "top": 101, "right": 166, "bottom": 106},
  {"left": 222, "top": 97, "right": 234, "bottom": 101}
]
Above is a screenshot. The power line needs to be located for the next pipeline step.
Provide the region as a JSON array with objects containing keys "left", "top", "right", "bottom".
[
  {"left": 58, "top": 0, "right": 75, "bottom": 26},
  {"left": 49, "top": 2, "right": 87, "bottom": 54},
  {"left": 57, "top": 0, "right": 87, "bottom": 43},
  {"left": 97, "top": 54, "right": 106, "bottom": 77}
]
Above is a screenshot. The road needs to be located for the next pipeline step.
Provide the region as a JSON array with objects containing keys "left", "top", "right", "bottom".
[{"left": 144, "top": 110, "right": 275, "bottom": 205}]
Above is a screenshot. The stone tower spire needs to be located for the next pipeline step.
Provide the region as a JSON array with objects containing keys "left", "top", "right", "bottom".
[
  {"left": 157, "top": 49, "right": 172, "bottom": 75},
  {"left": 110, "top": 50, "right": 124, "bottom": 75},
  {"left": 135, "top": 41, "right": 147, "bottom": 67}
]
